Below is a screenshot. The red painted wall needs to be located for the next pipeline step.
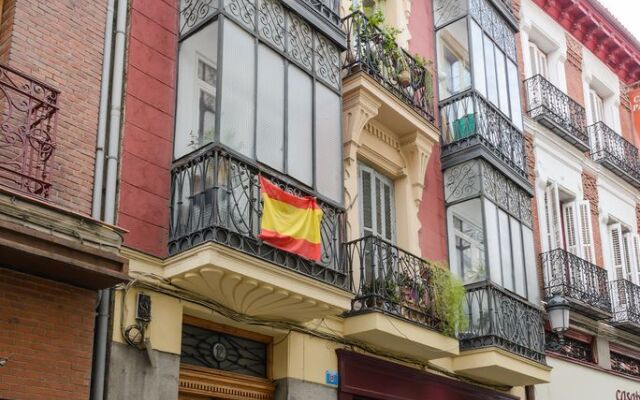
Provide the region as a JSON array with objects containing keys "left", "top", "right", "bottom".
[
  {"left": 117, "top": 0, "right": 177, "bottom": 257},
  {"left": 408, "top": 1, "right": 447, "bottom": 262}
]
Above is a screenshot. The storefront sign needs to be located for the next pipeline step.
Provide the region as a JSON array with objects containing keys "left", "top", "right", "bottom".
[{"left": 617, "top": 390, "right": 640, "bottom": 400}]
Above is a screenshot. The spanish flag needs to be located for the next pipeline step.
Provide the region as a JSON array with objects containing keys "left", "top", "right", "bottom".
[{"left": 258, "top": 176, "right": 323, "bottom": 261}]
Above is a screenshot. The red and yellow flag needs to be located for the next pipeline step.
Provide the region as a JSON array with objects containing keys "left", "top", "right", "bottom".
[{"left": 258, "top": 176, "right": 323, "bottom": 261}]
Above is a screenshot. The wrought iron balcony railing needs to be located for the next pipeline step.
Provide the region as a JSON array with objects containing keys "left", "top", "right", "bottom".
[
  {"left": 342, "top": 11, "right": 435, "bottom": 122},
  {"left": 524, "top": 75, "right": 589, "bottom": 151},
  {"left": 460, "top": 281, "right": 546, "bottom": 364},
  {"left": 440, "top": 90, "right": 527, "bottom": 180},
  {"left": 169, "top": 144, "right": 348, "bottom": 290},
  {"left": 610, "top": 279, "right": 640, "bottom": 333},
  {"left": 540, "top": 249, "right": 612, "bottom": 318},
  {"left": 589, "top": 122, "right": 640, "bottom": 188},
  {"left": 345, "top": 235, "right": 444, "bottom": 333},
  {"left": 0, "top": 64, "right": 59, "bottom": 198}
]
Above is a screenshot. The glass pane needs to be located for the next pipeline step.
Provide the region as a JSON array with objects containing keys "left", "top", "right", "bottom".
[
  {"left": 470, "top": 21, "right": 486, "bottom": 97},
  {"left": 287, "top": 65, "right": 313, "bottom": 185},
  {"left": 484, "top": 199, "right": 502, "bottom": 285},
  {"left": 256, "top": 45, "right": 285, "bottom": 171},
  {"left": 436, "top": 19, "right": 470, "bottom": 100},
  {"left": 511, "top": 217, "right": 526, "bottom": 297},
  {"left": 495, "top": 47, "right": 510, "bottom": 117},
  {"left": 507, "top": 61, "right": 523, "bottom": 130},
  {"left": 174, "top": 22, "right": 219, "bottom": 158},
  {"left": 220, "top": 21, "right": 256, "bottom": 158},
  {"left": 498, "top": 210, "right": 513, "bottom": 291},
  {"left": 314, "top": 83, "right": 342, "bottom": 203},
  {"left": 523, "top": 227, "right": 539, "bottom": 304},
  {"left": 448, "top": 199, "right": 486, "bottom": 283},
  {"left": 484, "top": 36, "right": 498, "bottom": 106}
]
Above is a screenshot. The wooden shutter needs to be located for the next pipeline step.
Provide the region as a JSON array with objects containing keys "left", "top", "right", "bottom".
[
  {"left": 633, "top": 235, "right": 640, "bottom": 284},
  {"left": 578, "top": 201, "right": 596, "bottom": 263},
  {"left": 563, "top": 202, "right": 580, "bottom": 256},
  {"left": 359, "top": 166, "right": 374, "bottom": 238},
  {"left": 609, "top": 223, "right": 626, "bottom": 280},
  {"left": 358, "top": 164, "right": 395, "bottom": 243},
  {"left": 589, "top": 89, "right": 604, "bottom": 124},
  {"left": 623, "top": 233, "right": 634, "bottom": 280},
  {"left": 543, "top": 183, "right": 563, "bottom": 251}
]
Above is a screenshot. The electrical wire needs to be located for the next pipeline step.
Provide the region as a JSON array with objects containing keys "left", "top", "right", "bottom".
[{"left": 117, "top": 273, "right": 514, "bottom": 392}]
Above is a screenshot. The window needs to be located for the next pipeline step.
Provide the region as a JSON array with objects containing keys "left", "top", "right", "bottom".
[
  {"left": 528, "top": 42, "right": 548, "bottom": 79},
  {"left": 453, "top": 214, "right": 485, "bottom": 284},
  {"left": 608, "top": 223, "right": 640, "bottom": 284},
  {"left": 359, "top": 164, "right": 395, "bottom": 242},
  {"left": 436, "top": 20, "right": 471, "bottom": 100},
  {"left": 589, "top": 89, "right": 605, "bottom": 124},
  {"left": 174, "top": 3, "right": 343, "bottom": 203},
  {"left": 541, "top": 182, "right": 596, "bottom": 263}
]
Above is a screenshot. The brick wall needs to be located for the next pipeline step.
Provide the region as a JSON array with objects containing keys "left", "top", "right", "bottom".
[
  {"left": 565, "top": 33, "right": 585, "bottom": 106},
  {"left": 619, "top": 83, "right": 635, "bottom": 144},
  {"left": 0, "top": 268, "right": 95, "bottom": 400},
  {"left": 582, "top": 171, "right": 605, "bottom": 267},
  {"left": 0, "top": 0, "right": 107, "bottom": 215},
  {"left": 117, "top": 0, "right": 178, "bottom": 257}
]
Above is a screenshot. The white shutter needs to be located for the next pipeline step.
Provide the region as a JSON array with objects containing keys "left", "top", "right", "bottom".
[
  {"left": 633, "top": 235, "right": 640, "bottom": 284},
  {"left": 578, "top": 201, "right": 596, "bottom": 263},
  {"left": 543, "top": 183, "right": 563, "bottom": 251},
  {"left": 563, "top": 202, "right": 580, "bottom": 256},
  {"left": 589, "top": 89, "right": 604, "bottom": 124},
  {"left": 609, "top": 223, "right": 626, "bottom": 280},
  {"left": 623, "top": 233, "right": 638, "bottom": 284}
]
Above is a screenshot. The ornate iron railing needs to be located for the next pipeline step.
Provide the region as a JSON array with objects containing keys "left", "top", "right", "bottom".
[
  {"left": 610, "top": 279, "right": 640, "bottom": 328},
  {"left": 345, "top": 235, "right": 444, "bottom": 333},
  {"left": 524, "top": 75, "right": 589, "bottom": 151},
  {"left": 589, "top": 122, "right": 640, "bottom": 187},
  {"left": 545, "top": 333, "right": 594, "bottom": 363},
  {"left": 611, "top": 351, "right": 640, "bottom": 378},
  {"left": 460, "top": 281, "right": 546, "bottom": 364},
  {"left": 342, "top": 11, "right": 435, "bottom": 122},
  {"left": 169, "top": 144, "right": 348, "bottom": 290},
  {"left": 440, "top": 90, "right": 527, "bottom": 179},
  {"left": 540, "top": 249, "right": 612, "bottom": 316},
  {"left": 0, "top": 64, "right": 59, "bottom": 198}
]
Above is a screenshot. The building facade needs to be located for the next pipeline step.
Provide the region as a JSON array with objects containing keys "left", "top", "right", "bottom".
[
  {"left": 2, "top": 0, "right": 640, "bottom": 399},
  {"left": 0, "top": 0, "right": 129, "bottom": 399},
  {"left": 519, "top": 0, "right": 640, "bottom": 398}
]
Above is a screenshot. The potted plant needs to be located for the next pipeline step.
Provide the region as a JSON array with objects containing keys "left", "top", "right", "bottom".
[{"left": 429, "top": 261, "right": 468, "bottom": 336}]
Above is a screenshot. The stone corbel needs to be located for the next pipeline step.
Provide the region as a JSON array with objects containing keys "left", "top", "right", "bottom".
[{"left": 399, "top": 131, "right": 433, "bottom": 209}]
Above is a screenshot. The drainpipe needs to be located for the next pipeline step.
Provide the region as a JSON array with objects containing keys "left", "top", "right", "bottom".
[
  {"left": 92, "top": 0, "right": 115, "bottom": 220},
  {"left": 103, "top": 0, "right": 128, "bottom": 225},
  {"left": 91, "top": 0, "right": 127, "bottom": 398}
]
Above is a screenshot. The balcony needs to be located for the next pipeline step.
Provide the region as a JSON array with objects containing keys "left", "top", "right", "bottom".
[
  {"left": 342, "top": 235, "right": 459, "bottom": 362},
  {"left": 342, "top": 11, "right": 435, "bottom": 122},
  {"left": 452, "top": 281, "right": 550, "bottom": 386},
  {"left": 540, "top": 249, "right": 612, "bottom": 319},
  {"left": 0, "top": 64, "right": 58, "bottom": 198},
  {"left": 524, "top": 75, "right": 589, "bottom": 152},
  {"left": 610, "top": 279, "right": 640, "bottom": 334},
  {"left": 440, "top": 90, "right": 529, "bottom": 189},
  {"left": 167, "top": 144, "right": 352, "bottom": 321},
  {"left": 589, "top": 122, "right": 640, "bottom": 188}
]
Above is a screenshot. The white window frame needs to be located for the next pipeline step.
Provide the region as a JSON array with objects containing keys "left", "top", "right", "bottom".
[
  {"left": 358, "top": 163, "right": 396, "bottom": 243},
  {"left": 193, "top": 53, "right": 218, "bottom": 148},
  {"left": 528, "top": 41, "right": 549, "bottom": 79}
]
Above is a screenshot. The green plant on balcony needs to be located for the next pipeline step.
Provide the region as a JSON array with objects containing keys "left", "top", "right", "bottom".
[{"left": 429, "top": 261, "right": 468, "bottom": 336}]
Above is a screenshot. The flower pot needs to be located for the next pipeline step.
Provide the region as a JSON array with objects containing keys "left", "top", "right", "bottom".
[{"left": 398, "top": 70, "right": 411, "bottom": 88}]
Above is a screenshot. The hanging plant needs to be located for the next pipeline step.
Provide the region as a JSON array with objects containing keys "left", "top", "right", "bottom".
[{"left": 428, "top": 261, "right": 468, "bottom": 336}]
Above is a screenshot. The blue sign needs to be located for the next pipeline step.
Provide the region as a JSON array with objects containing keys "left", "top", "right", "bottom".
[{"left": 325, "top": 370, "right": 339, "bottom": 386}]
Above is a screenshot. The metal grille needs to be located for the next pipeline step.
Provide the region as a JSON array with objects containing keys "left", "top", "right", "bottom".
[
  {"left": 589, "top": 121, "right": 640, "bottom": 188},
  {"left": 169, "top": 144, "right": 348, "bottom": 290},
  {"left": 525, "top": 74, "right": 589, "bottom": 151},
  {"left": 181, "top": 324, "right": 268, "bottom": 378},
  {"left": 540, "top": 249, "right": 612, "bottom": 317},
  {"left": 440, "top": 91, "right": 527, "bottom": 180},
  {"left": 460, "top": 281, "right": 546, "bottom": 364},
  {"left": 0, "top": 64, "right": 59, "bottom": 198},
  {"left": 545, "top": 333, "right": 594, "bottom": 363},
  {"left": 611, "top": 351, "right": 640, "bottom": 378},
  {"left": 345, "top": 235, "right": 444, "bottom": 333},
  {"left": 610, "top": 279, "right": 640, "bottom": 328},
  {"left": 342, "top": 11, "right": 436, "bottom": 122}
]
